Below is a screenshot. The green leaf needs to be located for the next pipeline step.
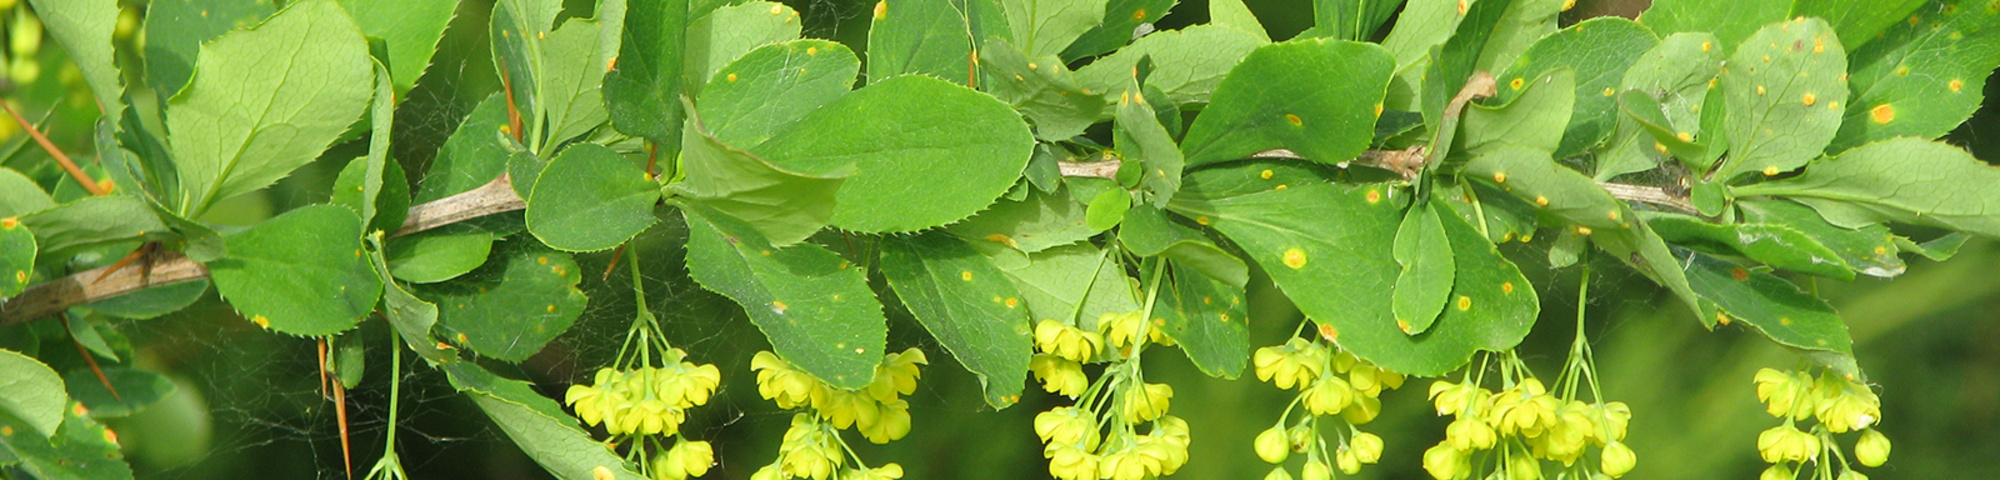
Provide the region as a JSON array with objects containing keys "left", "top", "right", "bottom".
[
  {"left": 682, "top": 205, "right": 886, "bottom": 389},
  {"left": 1460, "top": 68, "right": 1573, "bottom": 157},
  {"left": 441, "top": 363, "right": 647, "bottom": 480},
  {"left": 604, "top": 0, "right": 688, "bottom": 144},
  {"left": 700, "top": 40, "right": 861, "bottom": 148},
  {"left": 981, "top": 39, "right": 1105, "bottom": 141},
  {"left": 993, "top": 242, "right": 1141, "bottom": 331},
  {"left": 685, "top": 1, "right": 801, "bottom": 94},
  {"left": 526, "top": 144, "right": 661, "bottom": 252},
  {"left": 0, "top": 167, "right": 54, "bottom": 217},
  {"left": 65, "top": 318, "right": 120, "bottom": 362},
  {"left": 1420, "top": 0, "right": 1541, "bottom": 126},
  {"left": 1118, "top": 204, "right": 1248, "bottom": 287},
  {"left": 208, "top": 205, "right": 381, "bottom": 336},
  {"left": 1170, "top": 160, "right": 1534, "bottom": 376},
  {"left": 423, "top": 245, "right": 588, "bottom": 362},
  {"left": 85, "top": 280, "right": 210, "bottom": 320},
  {"left": 1735, "top": 198, "right": 1907, "bottom": 277},
  {"left": 1606, "top": 31, "right": 1725, "bottom": 177},
  {"left": 1685, "top": 252, "right": 1853, "bottom": 354},
  {"left": 1471, "top": 0, "right": 1560, "bottom": 82},
  {"left": 948, "top": 184, "right": 1102, "bottom": 254},
  {"left": 1493, "top": 17, "right": 1658, "bottom": 158},
  {"left": 1832, "top": 0, "right": 2000, "bottom": 152},
  {"left": 1644, "top": 212, "right": 1854, "bottom": 280},
  {"left": 1460, "top": 146, "right": 1703, "bottom": 319},
  {"left": 338, "top": 0, "right": 460, "bottom": 95},
  {"left": 878, "top": 232, "right": 1033, "bottom": 408},
  {"left": 142, "top": 0, "right": 276, "bottom": 97},
  {"left": 1791, "top": 0, "right": 1927, "bottom": 50},
  {"left": 1379, "top": 0, "right": 1472, "bottom": 110},
  {"left": 1000, "top": 0, "right": 1111, "bottom": 58},
  {"left": 490, "top": 0, "right": 547, "bottom": 137},
  {"left": 541, "top": 18, "right": 609, "bottom": 146},
  {"left": 1636, "top": 0, "right": 1788, "bottom": 52},
  {"left": 1715, "top": 17, "right": 1847, "bottom": 182},
  {"left": 1209, "top": 0, "right": 1270, "bottom": 41},
  {"left": 0, "top": 221, "right": 33, "bottom": 298},
  {"left": 1074, "top": 25, "right": 1267, "bottom": 108},
  {"left": 1115, "top": 77, "right": 1185, "bottom": 207},
  {"left": 62, "top": 367, "right": 175, "bottom": 418},
  {"left": 331, "top": 90, "right": 413, "bottom": 234},
  {"left": 25, "top": 0, "right": 123, "bottom": 115},
  {"left": 20, "top": 196, "right": 168, "bottom": 259},
  {"left": 1181, "top": 39, "right": 1394, "bottom": 167},
  {"left": 0, "top": 349, "right": 67, "bottom": 438},
  {"left": 1391, "top": 201, "right": 1453, "bottom": 335},
  {"left": 1084, "top": 188, "right": 1131, "bottom": 231},
  {"left": 1737, "top": 137, "right": 2000, "bottom": 238},
  {"left": 753, "top": 75, "right": 1034, "bottom": 233},
  {"left": 417, "top": 94, "right": 514, "bottom": 203},
  {"left": 865, "top": 0, "right": 995, "bottom": 85},
  {"left": 385, "top": 228, "right": 497, "bottom": 284},
  {"left": 1148, "top": 259, "right": 1250, "bottom": 378},
  {"left": 1308, "top": 0, "right": 1406, "bottom": 41},
  {"left": 673, "top": 106, "right": 851, "bottom": 247},
  {"left": 331, "top": 331, "right": 366, "bottom": 388},
  {"left": 365, "top": 239, "right": 453, "bottom": 364},
  {"left": 167, "top": 0, "right": 374, "bottom": 216},
  {"left": 0, "top": 409, "right": 132, "bottom": 480},
  {"left": 1061, "top": 0, "right": 1176, "bottom": 60}
]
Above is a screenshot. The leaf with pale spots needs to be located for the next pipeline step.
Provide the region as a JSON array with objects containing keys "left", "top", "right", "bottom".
[
  {"left": 1061, "top": 0, "right": 1175, "bottom": 60},
  {"left": 980, "top": 39, "right": 1105, "bottom": 141},
  {"left": 208, "top": 205, "right": 381, "bottom": 337},
  {"left": 441, "top": 362, "right": 648, "bottom": 480},
  {"left": 0, "top": 349, "right": 66, "bottom": 438},
  {"left": 1791, "top": 0, "right": 1928, "bottom": 50},
  {"left": 1460, "top": 146, "right": 1703, "bottom": 321},
  {"left": 685, "top": 2, "right": 801, "bottom": 95},
  {"left": 604, "top": 0, "right": 688, "bottom": 144},
  {"left": 384, "top": 226, "right": 498, "bottom": 284},
  {"left": 992, "top": 243, "right": 1141, "bottom": 333},
  {"left": 752, "top": 75, "right": 1034, "bottom": 233},
  {"left": 1391, "top": 200, "right": 1453, "bottom": 336},
  {"left": 1737, "top": 199, "right": 1905, "bottom": 278},
  {"left": 1114, "top": 64, "right": 1185, "bottom": 207},
  {"left": 681, "top": 205, "right": 886, "bottom": 389},
  {"left": 1460, "top": 68, "right": 1573, "bottom": 158},
  {"left": 864, "top": 0, "right": 999, "bottom": 85},
  {"left": 0, "top": 408, "right": 132, "bottom": 480},
  {"left": 1716, "top": 18, "right": 1847, "bottom": 182},
  {"left": 1075, "top": 25, "right": 1267, "bottom": 110},
  {"left": 1492, "top": 17, "right": 1657, "bottom": 158},
  {"left": 141, "top": 0, "right": 276, "bottom": 98},
  {"left": 1644, "top": 212, "right": 1854, "bottom": 281},
  {"left": 1421, "top": 0, "right": 1558, "bottom": 128},
  {"left": 1180, "top": 39, "right": 1394, "bottom": 167},
  {"left": 1119, "top": 204, "right": 1249, "bottom": 288},
  {"left": 879, "top": 232, "right": 1033, "bottom": 408},
  {"left": 1636, "top": 0, "right": 1787, "bottom": 54},
  {"left": 538, "top": 18, "right": 609, "bottom": 146},
  {"left": 1209, "top": 0, "right": 1270, "bottom": 41},
  {"left": 1735, "top": 137, "right": 2000, "bottom": 238},
  {"left": 1601, "top": 32, "right": 1725, "bottom": 179},
  {"left": 18, "top": 196, "right": 169, "bottom": 260},
  {"left": 1305, "top": 0, "right": 1407, "bottom": 41},
  {"left": 1170, "top": 160, "right": 1532, "bottom": 376},
  {"left": 672, "top": 106, "right": 851, "bottom": 248},
  {"left": 1147, "top": 259, "right": 1250, "bottom": 379},
  {"left": 699, "top": 40, "right": 860, "bottom": 149},
  {"left": 0, "top": 221, "right": 34, "bottom": 298},
  {"left": 1832, "top": 0, "right": 2000, "bottom": 152},
  {"left": 61, "top": 367, "right": 175, "bottom": 418},
  {"left": 1685, "top": 252, "right": 1854, "bottom": 358},
  {"left": 525, "top": 143, "right": 660, "bottom": 252},
  {"left": 999, "top": 0, "right": 1111, "bottom": 58},
  {"left": 947, "top": 184, "right": 1102, "bottom": 254},
  {"left": 420, "top": 244, "right": 589, "bottom": 363}
]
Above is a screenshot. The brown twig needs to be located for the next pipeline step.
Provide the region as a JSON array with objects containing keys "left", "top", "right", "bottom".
[
  {"left": 1058, "top": 159, "right": 1121, "bottom": 179},
  {"left": 0, "top": 176, "right": 525, "bottom": 327},
  {"left": 2, "top": 100, "right": 108, "bottom": 196}
]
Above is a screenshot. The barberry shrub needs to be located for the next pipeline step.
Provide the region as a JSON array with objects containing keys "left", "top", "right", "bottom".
[{"left": 0, "top": 0, "right": 1994, "bottom": 479}]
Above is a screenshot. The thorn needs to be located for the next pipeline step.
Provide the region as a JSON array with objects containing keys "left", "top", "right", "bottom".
[
  {"left": 602, "top": 244, "right": 627, "bottom": 281},
  {"left": 2, "top": 99, "right": 108, "bottom": 196},
  {"left": 498, "top": 57, "right": 524, "bottom": 144},
  {"left": 334, "top": 376, "right": 353, "bottom": 480},
  {"left": 644, "top": 141, "right": 659, "bottom": 178},
  {"left": 317, "top": 338, "right": 330, "bottom": 400},
  {"left": 93, "top": 242, "right": 157, "bottom": 285},
  {"left": 62, "top": 314, "right": 120, "bottom": 401}
]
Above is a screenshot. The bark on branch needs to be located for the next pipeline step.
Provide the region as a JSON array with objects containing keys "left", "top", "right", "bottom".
[{"left": 0, "top": 176, "right": 525, "bottom": 327}]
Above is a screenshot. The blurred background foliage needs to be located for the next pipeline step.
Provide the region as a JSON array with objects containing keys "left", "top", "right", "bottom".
[{"left": 1, "top": 0, "right": 1996, "bottom": 478}]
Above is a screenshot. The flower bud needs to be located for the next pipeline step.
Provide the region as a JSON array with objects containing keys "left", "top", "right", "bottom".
[
  {"left": 1837, "top": 470, "right": 1869, "bottom": 480},
  {"left": 1759, "top": 465, "right": 1792, "bottom": 480},
  {"left": 1301, "top": 460, "right": 1332, "bottom": 480},
  {"left": 1854, "top": 428, "right": 1890, "bottom": 467},
  {"left": 1599, "top": 441, "right": 1636, "bottom": 478},
  {"left": 1350, "top": 432, "right": 1384, "bottom": 464},
  {"left": 1123, "top": 383, "right": 1174, "bottom": 423},
  {"left": 1423, "top": 443, "right": 1467, "bottom": 480},
  {"left": 1335, "top": 449, "right": 1361, "bottom": 474},
  {"left": 1263, "top": 467, "right": 1295, "bottom": 480},
  {"left": 1255, "top": 426, "right": 1290, "bottom": 464},
  {"left": 1343, "top": 395, "right": 1382, "bottom": 425},
  {"left": 1508, "top": 454, "right": 1542, "bottom": 480}
]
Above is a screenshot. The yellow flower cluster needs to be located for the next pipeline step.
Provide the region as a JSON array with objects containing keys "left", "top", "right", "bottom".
[
  {"left": 1251, "top": 338, "right": 1402, "bottom": 479},
  {"left": 1423, "top": 378, "right": 1634, "bottom": 480},
  {"left": 1032, "top": 319, "right": 1102, "bottom": 397},
  {"left": 1039, "top": 409, "right": 1190, "bottom": 480},
  {"left": 747, "top": 414, "right": 903, "bottom": 480},
  {"left": 1751, "top": 368, "right": 1890, "bottom": 480},
  {"left": 564, "top": 350, "right": 722, "bottom": 438},
  {"left": 649, "top": 439, "right": 714, "bottom": 480},
  {"left": 752, "top": 348, "right": 928, "bottom": 445}
]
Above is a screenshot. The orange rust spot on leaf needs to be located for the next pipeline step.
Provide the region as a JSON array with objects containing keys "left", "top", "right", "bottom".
[
  {"left": 1870, "top": 104, "right": 1896, "bottom": 124},
  {"left": 1731, "top": 268, "right": 1750, "bottom": 281}
]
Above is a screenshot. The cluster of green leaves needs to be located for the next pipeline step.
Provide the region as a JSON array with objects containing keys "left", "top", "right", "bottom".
[{"left": 1, "top": 0, "right": 1998, "bottom": 478}]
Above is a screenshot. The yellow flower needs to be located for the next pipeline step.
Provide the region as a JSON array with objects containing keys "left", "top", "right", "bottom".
[
  {"left": 1097, "top": 449, "right": 1162, "bottom": 480},
  {"left": 1489, "top": 379, "right": 1556, "bottom": 437},
  {"left": 1595, "top": 401, "right": 1631, "bottom": 442},
  {"left": 1446, "top": 416, "right": 1497, "bottom": 451},
  {"left": 1255, "top": 426, "right": 1289, "bottom": 464},
  {"left": 1755, "top": 368, "right": 1813, "bottom": 420},
  {"left": 1343, "top": 395, "right": 1382, "bottom": 425},
  {"left": 1035, "top": 407, "right": 1098, "bottom": 448},
  {"left": 1030, "top": 354, "right": 1090, "bottom": 397},
  {"left": 1854, "top": 428, "right": 1890, "bottom": 467},
  {"left": 1303, "top": 375, "right": 1355, "bottom": 416},
  {"left": 866, "top": 348, "right": 927, "bottom": 403},
  {"left": 1254, "top": 339, "right": 1327, "bottom": 390},
  {"left": 1044, "top": 442, "right": 1100, "bottom": 480},
  {"left": 1423, "top": 443, "right": 1468, "bottom": 480},
  {"left": 1350, "top": 432, "right": 1384, "bottom": 464},
  {"left": 1263, "top": 467, "right": 1294, "bottom": 480},
  {"left": 1301, "top": 460, "right": 1332, "bottom": 480},
  {"left": 1099, "top": 311, "right": 1152, "bottom": 350},
  {"left": 1123, "top": 382, "right": 1174, "bottom": 423},
  {"left": 753, "top": 351, "right": 825, "bottom": 409},
  {"left": 1815, "top": 386, "right": 1880, "bottom": 434},
  {"left": 1035, "top": 320, "right": 1106, "bottom": 362},
  {"left": 1600, "top": 441, "right": 1636, "bottom": 478},
  {"left": 857, "top": 399, "right": 912, "bottom": 444},
  {"left": 1756, "top": 425, "right": 1819, "bottom": 464},
  {"left": 1334, "top": 449, "right": 1360, "bottom": 475},
  {"left": 1760, "top": 465, "right": 1792, "bottom": 480},
  {"left": 653, "top": 440, "right": 714, "bottom": 479}
]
